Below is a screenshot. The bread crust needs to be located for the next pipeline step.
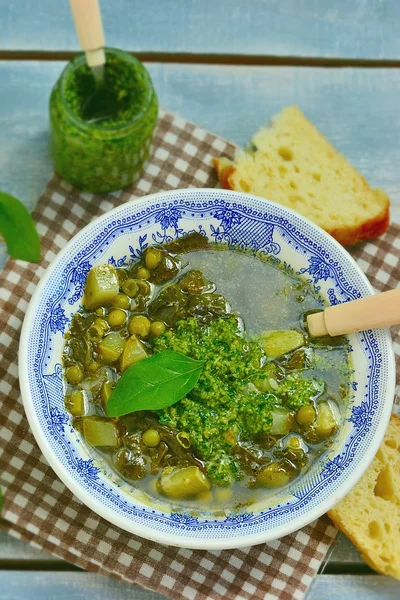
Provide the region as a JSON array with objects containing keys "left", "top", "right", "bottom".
[
  {"left": 213, "top": 158, "right": 390, "bottom": 247},
  {"left": 212, "top": 158, "right": 235, "bottom": 190},
  {"left": 327, "top": 197, "right": 390, "bottom": 246}
]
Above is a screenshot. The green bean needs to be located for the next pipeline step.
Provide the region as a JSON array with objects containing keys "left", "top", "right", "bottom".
[
  {"left": 87, "top": 318, "right": 109, "bottom": 341},
  {"left": 176, "top": 431, "right": 191, "bottom": 449}
]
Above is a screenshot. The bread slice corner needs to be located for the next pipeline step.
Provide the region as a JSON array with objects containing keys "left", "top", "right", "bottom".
[
  {"left": 328, "top": 413, "right": 400, "bottom": 580},
  {"left": 213, "top": 106, "right": 390, "bottom": 246}
]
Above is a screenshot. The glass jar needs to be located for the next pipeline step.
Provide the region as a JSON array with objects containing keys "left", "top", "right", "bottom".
[{"left": 49, "top": 48, "right": 158, "bottom": 194}]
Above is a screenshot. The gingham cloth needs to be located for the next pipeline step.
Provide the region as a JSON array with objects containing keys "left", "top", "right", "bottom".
[{"left": 0, "top": 109, "right": 399, "bottom": 600}]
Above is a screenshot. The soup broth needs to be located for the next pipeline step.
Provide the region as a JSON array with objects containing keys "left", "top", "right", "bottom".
[{"left": 62, "top": 234, "right": 350, "bottom": 510}]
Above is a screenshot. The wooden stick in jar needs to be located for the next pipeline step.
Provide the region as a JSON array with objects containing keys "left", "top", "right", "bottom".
[{"left": 69, "top": 0, "right": 105, "bottom": 68}]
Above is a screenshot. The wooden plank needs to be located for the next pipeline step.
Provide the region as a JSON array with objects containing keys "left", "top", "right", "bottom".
[
  {"left": 0, "top": 530, "right": 364, "bottom": 566},
  {"left": 326, "top": 532, "right": 364, "bottom": 567},
  {"left": 0, "top": 571, "right": 164, "bottom": 600},
  {"left": 306, "top": 575, "right": 400, "bottom": 599},
  {"left": 1, "top": 0, "right": 400, "bottom": 60},
  {"left": 1, "top": 60, "right": 399, "bottom": 213},
  {"left": 0, "top": 572, "right": 398, "bottom": 600},
  {"left": 1, "top": 60, "right": 400, "bottom": 266},
  {"left": 0, "top": 532, "right": 60, "bottom": 562}
]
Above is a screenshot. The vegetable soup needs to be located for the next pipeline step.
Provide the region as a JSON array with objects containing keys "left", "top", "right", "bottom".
[{"left": 62, "top": 233, "right": 350, "bottom": 509}]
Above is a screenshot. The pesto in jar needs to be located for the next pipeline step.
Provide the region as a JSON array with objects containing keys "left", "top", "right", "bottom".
[{"left": 49, "top": 48, "right": 158, "bottom": 194}]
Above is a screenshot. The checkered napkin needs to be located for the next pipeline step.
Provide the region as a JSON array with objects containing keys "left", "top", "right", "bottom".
[{"left": 1, "top": 109, "right": 399, "bottom": 600}]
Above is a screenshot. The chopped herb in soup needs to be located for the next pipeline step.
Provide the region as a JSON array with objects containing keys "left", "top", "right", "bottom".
[{"left": 62, "top": 233, "right": 350, "bottom": 509}]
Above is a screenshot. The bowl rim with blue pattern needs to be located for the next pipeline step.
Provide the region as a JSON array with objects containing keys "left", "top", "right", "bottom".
[{"left": 19, "top": 188, "right": 395, "bottom": 550}]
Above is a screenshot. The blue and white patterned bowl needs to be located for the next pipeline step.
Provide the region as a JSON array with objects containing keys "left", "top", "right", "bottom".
[{"left": 19, "top": 189, "right": 395, "bottom": 549}]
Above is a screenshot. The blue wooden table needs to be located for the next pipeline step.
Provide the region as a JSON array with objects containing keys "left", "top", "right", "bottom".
[{"left": 1, "top": 2, "right": 399, "bottom": 598}]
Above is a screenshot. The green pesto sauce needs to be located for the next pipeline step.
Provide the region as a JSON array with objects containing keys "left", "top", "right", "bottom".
[
  {"left": 154, "top": 317, "right": 324, "bottom": 486},
  {"left": 49, "top": 48, "right": 158, "bottom": 193},
  {"left": 63, "top": 53, "right": 148, "bottom": 126}
]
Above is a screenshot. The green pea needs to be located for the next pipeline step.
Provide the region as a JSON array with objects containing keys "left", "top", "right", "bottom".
[
  {"left": 128, "top": 315, "right": 151, "bottom": 337},
  {"left": 87, "top": 361, "right": 101, "bottom": 373},
  {"left": 137, "top": 280, "right": 151, "bottom": 297},
  {"left": 296, "top": 405, "right": 316, "bottom": 425},
  {"left": 122, "top": 279, "right": 139, "bottom": 297},
  {"left": 286, "top": 436, "right": 302, "bottom": 450},
  {"left": 112, "top": 294, "right": 131, "bottom": 310},
  {"left": 150, "top": 321, "right": 166, "bottom": 337},
  {"left": 107, "top": 309, "right": 127, "bottom": 328},
  {"left": 142, "top": 429, "right": 161, "bottom": 447},
  {"left": 137, "top": 266, "right": 150, "bottom": 280},
  {"left": 145, "top": 248, "right": 162, "bottom": 270},
  {"left": 66, "top": 364, "right": 84, "bottom": 385}
]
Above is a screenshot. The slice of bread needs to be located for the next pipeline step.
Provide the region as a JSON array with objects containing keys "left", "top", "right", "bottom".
[
  {"left": 213, "top": 106, "right": 390, "bottom": 246},
  {"left": 328, "top": 413, "right": 400, "bottom": 580}
]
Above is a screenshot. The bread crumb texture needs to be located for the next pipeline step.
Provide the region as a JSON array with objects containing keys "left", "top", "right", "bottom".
[
  {"left": 213, "top": 106, "right": 390, "bottom": 246},
  {"left": 328, "top": 414, "right": 400, "bottom": 579}
]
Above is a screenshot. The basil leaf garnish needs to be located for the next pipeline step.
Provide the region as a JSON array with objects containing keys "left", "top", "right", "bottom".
[
  {"left": 106, "top": 350, "right": 204, "bottom": 418},
  {"left": 0, "top": 191, "right": 40, "bottom": 262}
]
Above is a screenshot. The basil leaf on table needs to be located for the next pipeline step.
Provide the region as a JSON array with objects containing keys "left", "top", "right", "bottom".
[
  {"left": 0, "top": 191, "right": 41, "bottom": 262},
  {"left": 106, "top": 350, "right": 204, "bottom": 418}
]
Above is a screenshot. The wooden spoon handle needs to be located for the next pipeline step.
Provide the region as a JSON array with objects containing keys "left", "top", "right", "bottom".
[
  {"left": 307, "top": 289, "right": 400, "bottom": 337},
  {"left": 69, "top": 0, "right": 105, "bottom": 67}
]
